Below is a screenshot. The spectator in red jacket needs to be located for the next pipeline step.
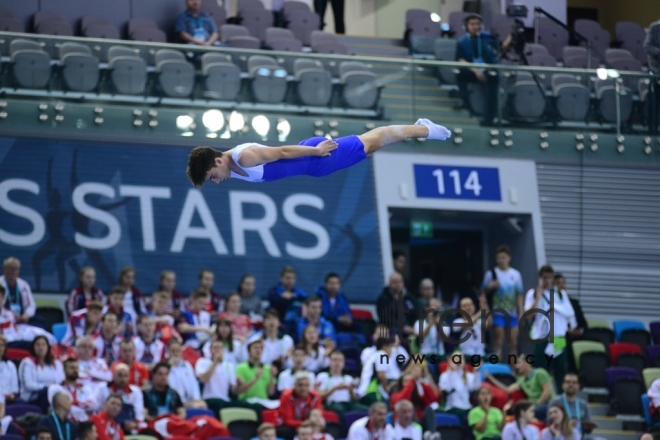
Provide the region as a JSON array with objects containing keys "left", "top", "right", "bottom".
[
  {"left": 91, "top": 393, "right": 125, "bottom": 440},
  {"left": 390, "top": 365, "right": 438, "bottom": 432},
  {"left": 279, "top": 372, "right": 323, "bottom": 431}
]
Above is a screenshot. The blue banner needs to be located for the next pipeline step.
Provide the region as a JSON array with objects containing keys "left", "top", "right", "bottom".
[
  {"left": 414, "top": 164, "right": 502, "bottom": 201},
  {"left": 0, "top": 137, "right": 381, "bottom": 302}
]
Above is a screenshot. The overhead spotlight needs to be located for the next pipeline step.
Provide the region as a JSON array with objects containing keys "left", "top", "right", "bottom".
[
  {"left": 540, "top": 141, "right": 549, "bottom": 149},
  {"left": 252, "top": 115, "right": 270, "bottom": 139},
  {"left": 617, "top": 145, "right": 625, "bottom": 153},
  {"left": 430, "top": 12, "right": 441, "bottom": 22},
  {"left": 277, "top": 119, "right": 291, "bottom": 142},
  {"left": 590, "top": 143, "right": 598, "bottom": 152},
  {"left": 202, "top": 109, "right": 225, "bottom": 132},
  {"left": 575, "top": 143, "right": 584, "bottom": 151},
  {"left": 229, "top": 111, "right": 245, "bottom": 132},
  {"left": 176, "top": 115, "right": 194, "bottom": 131},
  {"left": 596, "top": 68, "right": 608, "bottom": 80}
]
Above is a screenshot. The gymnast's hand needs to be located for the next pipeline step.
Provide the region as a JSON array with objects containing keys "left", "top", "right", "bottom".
[{"left": 314, "top": 139, "right": 338, "bottom": 157}]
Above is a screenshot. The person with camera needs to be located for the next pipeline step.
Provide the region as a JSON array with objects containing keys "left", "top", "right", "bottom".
[{"left": 456, "top": 13, "right": 512, "bottom": 126}]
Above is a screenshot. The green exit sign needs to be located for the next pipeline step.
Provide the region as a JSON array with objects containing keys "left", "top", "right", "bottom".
[{"left": 411, "top": 221, "right": 433, "bottom": 238}]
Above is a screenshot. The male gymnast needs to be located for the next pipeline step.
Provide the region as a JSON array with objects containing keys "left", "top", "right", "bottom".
[{"left": 186, "top": 118, "right": 451, "bottom": 187}]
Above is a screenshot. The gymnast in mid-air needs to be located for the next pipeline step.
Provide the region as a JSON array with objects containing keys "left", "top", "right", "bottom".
[{"left": 186, "top": 119, "right": 451, "bottom": 187}]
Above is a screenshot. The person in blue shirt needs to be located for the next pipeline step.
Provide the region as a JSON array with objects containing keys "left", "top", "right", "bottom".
[
  {"left": 315, "top": 273, "right": 355, "bottom": 331},
  {"left": 296, "top": 296, "right": 337, "bottom": 343},
  {"left": 37, "top": 392, "right": 78, "bottom": 440},
  {"left": 175, "top": 0, "right": 219, "bottom": 46},
  {"left": 267, "top": 266, "right": 309, "bottom": 323},
  {"left": 456, "top": 13, "right": 512, "bottom": 126}
]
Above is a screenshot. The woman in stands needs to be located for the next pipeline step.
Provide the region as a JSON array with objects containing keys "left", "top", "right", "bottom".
[
  {"left": 298, "top": 324, "right": 331, "bottom": 373},
  {"left": 202, "top": 318, "right": 244, "bottom": 364},
  {"left": 439, "top": 354, "right": 481, "bottom": 426},
  {"left": 118, "top": 266, "right": 147, "bottom": 317},
  {"left": 502, "top": 400, "right": 540, "bottom": 440},
  {"left": 468, "top": 386, "right": 508, "bottom": 440},
  {"left": 18, "top": 335, "right": 64, "bottom": 408},
  {"left": 541, "top": 404, "right": 580, "bottom": 440},
  {"left": 66, "top": 266, "right": 105, "bottom": 314},
  {"left": 157, "top": 270, "right": 186, "bottom": 316},
  {"left": 0, "top": 335, "right": 20, "bottom": 405},
  {"left": 217, "top": 292, "right": 253, "bottom": 342},
  {"left": 390, "top": 365, "right": 439, "bottom": 432}
]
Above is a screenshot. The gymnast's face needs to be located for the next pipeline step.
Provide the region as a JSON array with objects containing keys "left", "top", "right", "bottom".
[{"left": 206, "top": 157, "right": 230, "bottom": 184}]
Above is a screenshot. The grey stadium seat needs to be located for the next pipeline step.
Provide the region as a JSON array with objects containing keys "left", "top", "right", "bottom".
[
  {"left": 108, "top": 46, "right": 140, "bottom": 61},
  {"left": 537, "top": 17, "right": 568, "bottom": 60},
  {"left": 201, "top": 53, "right": 241, "bottom": 101},
  {"left": 84, "top": 24, "right": 120, "bottom": 40},
  {"left": 467, "top": 82, "right": 487, "bottom": 116},
  {"left": 595, "top": 79, "right": 633, "bottom": 123},
  {"left": 574, "top": 19, "right": 610, "bottom": 62},
  {"left": 0, "top": 7, "right": 13, "bottom": 18},
  {"left": 12, "top": 49, "right": 51, "bottom": 89},
  {"left": 609, "top": 58, "right": 644, "bottom": 90},
  {"left": 36, "top": 20, "right": 73, "bottom": 36},
  {"left": 339, "top": 62, "right": 380, "bottom": 109},
  {"left": 61, "top": 53, "right": 100, "bottom": 92},
  {"left": 524, "top": 43, "right": 549, "bottom": 56},
  {"left": 0, "top": 18, "right": 23, "bottom": 32},
  {"left": 227, "top": 36, "right": 261, "bottom": 49},
  {"left": 448, "top": 11, "right": 469, "bottom": 39},
  {"left": 527, "top": 53, "right": 557, "bottom": 89},
  {"left": 240, "top": 7, "right": 273, "bottom": 43},
  {"left": 33, "top": 11, "right": 64, "bottom": 30},
  {"left": 551, "top": 73, "right": 581, "bottom": 89},
  {"left": 293, "top": 58, "right": 332, "bottom": 106},
  {"left": 130, "top": 27, "right": 167, "bottom": 43},
  {"left": 109, "top": 56, "right": 147, "bottom": 95},
  {"left": 310, "top": 32, "right": 348, "bottom": 76},
  {"left": 81, "top": 16, "right": 110, "bottom": 33},
  {"left": 509, "top": 81, "right": 546, "bottom": 119},
  {"left": 616, "top": 21, "right": 647, "bottom": 65},
  {"left": 202, "top": 0, "right": 226, "bottom": 27},
  {"left": 248, "top": 55, "right": 288, "bottom": 103},
  {"left": 434, "top": 38, "right": 458, "bottom": 86},
  {"left": 266, "top": 27, "right": 297, "bottom": 44},
  {"left": 220, "top": 24, "right": 260, "bottom": 47},
  {"left": 605, "top": 48, "right": 633, "bottom": 63},
  {"left": 266, "top": 38, "right": 303, "bottom": 73},
  {"left": 283, "top": 1, "right": 312, "bottom": 24},
  {"left": 59, "top": 42, "right": 92, "bottom": 59},
  {"left": 286, "top": 10, "right": 320, "bottom": 46},
  {"left": 128, "top": 19, "right": 159, "bottom": 37},
  {"left": 563, "top": 46, "right": 599, "bottom": 69},
  {"left": 157, "top": 58, "right": 195, "bottom": 98},
  {"left": 406, "top": 9, "right": 432, "bottom": 28},
  {"left": 10, "top": 39, "right": 41, "bottom": 56},
  {"left": 154, "top": 49, "right": 186, "bottom": 65},
  {"left": 238, "top": 0, "right": 265, "bottom": 13},
  {"left": 553, "top": 81, "right": 590, "bottom": 121}
]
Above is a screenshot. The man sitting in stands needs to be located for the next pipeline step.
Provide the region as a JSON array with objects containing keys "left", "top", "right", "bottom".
[
  {"left": 175, "top": 0, "right": 219, "bottom": 47},
  {"left": 62, "top": 301, "right": 103, "bottom": 347},
  {"left": 75, "top": 336, "right": 112, "bottom": 388}
]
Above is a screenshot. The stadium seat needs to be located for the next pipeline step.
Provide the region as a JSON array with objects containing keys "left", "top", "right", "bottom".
[
  {"left": 37, "top": 20, "right": 73, "bottom": 37},
  {"left": 59, "top": 42, "right": 92, "bottom": 59},
  {"left": 616, "top": 352, "right": 647, "bottom": 374},
  {"left": 339, "top": 62, "right": 381, "bottom": 109},
  {"left": 127, "top": 19, "right": 160, "bottom": 38},
  {"left": 448, "top": 11, "right": 469, "bottom": 39},
  {"left": 130, "top": 28, "right": 167, "bottom": 45},
  {"left": 185, "top": 408, "right": 214, "bottom": 419},
  {"left": 219, "top": 407, "right": 258, "bottom": 425},
  {"left": 108, "top": 46, "right": 138, "bottom": 60},
  {"left": 0, "top": 18, "right": 23, "bottom": 32},
  {"left": 109, "top": 56, "right": 148, "bottom": 95},
  {"left": 479, "top": 363, "right": 512, "bottom": 381},
  {"left": 227, "top": 420, "right": 258, "bottom": 439},
  {"left": 537, "top": 17, "right": 569, "bottom": 60},
  {"left": 61, "top": 53, "right": 100, "bottom": 92},
  {"left": 437, "top": 425, "right": 466, "bottom": 440},
  {"left": 553, "top": 81, "right": 590, "bottom": 121},
  {"left": 605, "top": 48, "right": 634, "bottom": 63},
  {"left": 0, "top": 6, "right": 13, "bottom": 18},
  {"left": 323, "top": 410, "right": 340, "bottom": 424},
  {"left": 9, "top": 39, "right": 42, "bottom": 57},
  {"left": 575, "top": 19, "right": 610, "bottom": 61},
  {"left": 562, "top": 46, "right": 599, "bottom": 69},
  {"left": 6, "top": 404, "right": 43, "bottom": 418},
  {"left": 648, "top": 346, "right": 660, "bottom": 367},
  {"left": 33, "top": 11, "right": 64, "bottom": 30},
  {"left": 343, "top": 410, "right": 368, "bottom": 428},
  {"left": 293, "top": 58, "right": 333, "bottom": 106},
  {"left": 52, "top": 323, "right": 67, "bottom": 343},
  {"left": 5, "top": 348, "right": 30, "bottom": 362},
  {"left": 612, "top": 377, "right": 645, "bottom": 420},
  {"left": 610, "top": 342, "right": 643, "bottom": 365},
  {"left": 508, "top": 80, "right": 547, "bottom": 119},
  {"left": 595, "top": 79, "right": 633, "bottom": 124},
  {"left": 582, "top": 327, "right": 615, "bottom": 347},
  {"left": 202, "top": 0, "right": 227, "bottom": 28},
  {"left": 579, "top": 351, "right": 609, "bottom": 392},
  {"left": 156, "top": 58, "right": 195, "bottom": 98},
  {"left": 650, "top": 322, "right": 660, "bottom": 344},
  {"left": 434, "top": 38, "right": 458, "bottom": 87},
  {"left": 436, "top": 413, "right": 461, "bottom": 426},
  {"left": 282, "top": 1, "right": 311, "bottom": 23},
  {"left": 616, "top": 21, "right": 647, "bottom": 65},
  {"left": 286, "top": 10, "right": 320, "bottom": 46},
  {"left": 606, "top": 366, "right": 639, "bottom": 394},
  {"left": 613, "top": 320, "right": 646, "bottom": 341},
  {"left": 643, "top": 368, "right": 660, "bottom": 388},
  {"left": 248, "top": 55, "right": 288, "bottom": 103},
  {"left": 35, "top": 298, "right": 62, "bottom": 309},
  {"left": 238, "top": 0, "right": 265, "bottom": 14},
  {"left": 572, "top": 341, "right": 606, "bottom": 370},
  {"left": 620, "top": 328, "right": 652, "bottom": 350},
  {"left": 240, "top": 7, "right": 273, "bottom": 43},
  {"left": 35, "top": 307, "right": 65, "bottom": 334},
  {"left": 201, "top": 54, "right": 241, "bottom": 101},
  {"left": 324, "top": 422, "right": 345, "bottom": 439},
  {"left": 528, "top": 53, "right": 557, "bottom": 89},
  {"left": 344, "top": 358, "right": 359, "bottom": 376}
]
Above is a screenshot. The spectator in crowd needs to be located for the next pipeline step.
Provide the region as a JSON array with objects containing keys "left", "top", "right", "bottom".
[
  {"left": 143, "top": 362, "right": 186, "bottom": 420},
  {"left": 279, "top": 346, "right": 315, "bottom": 392},
  {"left": 414, "top": 278, "right": 437, "bottom": 316},
  {"left": 98, "top": 363, "right": 145, "bottom": 434},
  {"left": 90, "top": 394, "right": 125, "bottom": 440},
  {"left": 502, "top": 400, "right": 540, "bottom": 440},
  {"left": 268, "top": 266, "right": 309, "bottom": 323},
  {"left": 300, "top": 325, "right": 332, "bottom": 373},
  {"left": 390, "top": 366, "right": 438, "bottom": 432},
  {"left": 392, "top": 399, "right": 422, "bottom": 440},
  {"left": 257, "top": 423, "right": 277, "bottom": 440},
  {"left": 357, "top": 338, "right": 400, "bottom": 405},
  {"left": 549, "top": 373, "right": 593, "bottom": 436},
  {"left": 542, "top": 404, "right": 580, "bottom": 440},
  {"left": 486, "top": 355, "right": 554, "bottom": 421},
  {"left": 297, "top": 296, "right": 336, "bottom": 343},
  {"left": 48, "top": 358, "right": 98, "bottom": 422},
  {"left": 481, "top": 245, "right": 523, "bottom": 357},
  {"left": 0, "top": 257, "right": 35, "bottom": 324},
  {"left": 62, "top": 300, "right": 103, "bottom": 347},
  {"left": 77, "top": 421, "right": 98, "bottom": 440},
  {"left": 35, "top": 428, "right": 53, "bottom": 440},
  {"left": 197, "top": 269, "right": 224, "bottom": 314},
  {"left": 67, "top": 267, "right": 105, "bottom": 315},
  {"left": 238, "top": 274, "right": 263, "bottom": 317},
  {"left": 176, "top": 0, "right": 219, "bottom": 46},
  {"left": 157, "top": 270, "right": 186, "bottom": 316},
  {"left": 646, "top": 20, "right": 660, "bottom": 75},
  {"left": 279, "top": 372, "right": 323, "bottom": 431},
  {"left": 392, "top": 251, "right": 408, "bottom": 289},
  {"left": 452, "top": 296, "right": 490, "bottom": 358},
  {"left": 217, "top": 292, "right": 252, "bottom": 342},
  {"left": 554, "top": 274, "right": 587, "bottom": 373},
  {"left": 376, "top": 273, "right": 416, "bottom": 338},
  {"left": 414, "top": 297, "right": 448, "bottom": 381},
  {"left": 195, "top": 340, "right": 237, "bottom": 413},
  {"left": 103, "top": 287, "right": 136, "bottom": 339},
  {"left": 75, "top": 336, "right": 112, "bottom": 386},
  {"left": 38, "top": 392, "right": 77, "bottom": 440},
  {"left": 111, "top": 339, "right": 150, "bottom": 389},
  {"left": 456, "top": 14, "right": 511, "bottom": 126},
  {"left": 648, "top": 378, "right": 660, "bottom": 425},
  {"left": 177, "top": 290, "right": 212, "bottom": 350},
  {"left": 361, "top": 325, "right": 409, "bottom": 365},
  {"left": 524, "top": 264, "right": 576, "bottom": 387},
  {"left": 202, "top": 318, "right": 244, "bottom": 364},
  {"left": 254, "top": 309, "right": 294, "bottom": 366},
  {"left": 92, "top": 313, "right": 123, "bottom": 366},
  {"left": 315, "top": 0, "right": 345, "bottom": 34},
  {"left": 235, "top": 339, "right": 277, "bottom": 403},
  {"left": 439, "top": 353, "right": 481, "bottom": 426},
  {"left": 19, "top": 335, "right": 65, "bottom": 406},
  {"left": 315, "top": 273, "right": 354, "bottom": 331},
  {"left": 308, "top": 409, "right": 334, "bottom": 440},
  {"left": 0, "top": 335, "right": 19, "bottom": 405},
  {"left": 346, "top": 401, "right": 393, "bottom": 440},
  {"left": 0, "top": 285, "right": 56, "bottom": 347},
  {"left": 148, "top": 291, "right": 176, "bottom": 328},
  {"left": 293, "top": 420, "right": 315, "bottom": 440},
  {"left": 118, "top": 267, "right": 146, "bottom": 317},
  {"left": 166, "top": 339, "right": 206, "bottom": 408},
  {"left": 468, "top": 386, "right": 508, "bottom": 440},
  {"left": 133, "top": 315, "right": 165, "bottom": 369},
  {"left": 315, "top": 350, "right": 364, "bottom": 416}
]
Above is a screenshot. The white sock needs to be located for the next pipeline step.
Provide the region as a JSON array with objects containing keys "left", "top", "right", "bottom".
[{"left": 415, "top": 118, "right": 452, "bottom": 140}]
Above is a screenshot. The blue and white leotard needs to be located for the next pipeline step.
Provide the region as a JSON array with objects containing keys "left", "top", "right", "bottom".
[{"left": 230, "top": 135, "right": 367, "bottom": 183}]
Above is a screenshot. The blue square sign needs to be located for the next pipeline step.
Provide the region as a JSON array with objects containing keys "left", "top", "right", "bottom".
[{"left": 414, "top": 164, "right": 502, "bottom": 201}]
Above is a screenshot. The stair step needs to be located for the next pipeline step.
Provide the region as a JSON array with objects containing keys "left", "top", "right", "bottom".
[
  {"left": 592, "top": 429, "right": 642, "bottom": 440},
  {"left": 592, "top": 415, "right": 624, "bottom": 430},
  {"left": 588, "top": 403, "right": 609, "bottom": 416}
]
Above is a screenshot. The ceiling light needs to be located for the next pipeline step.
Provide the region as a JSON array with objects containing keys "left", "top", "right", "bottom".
[
  {"left": 229, "top": 111, "right": 245, "bottom": 132},
  {"left": 430, "top": 13, "right": 441, "bottom": 22},
  {"left": 202, "top": 109, "right": 225, "bottom": 132},
  {"left": 277, "top": 119, "right": 291, "bottom": 142},
  {"left": 251, "top": 115, "right": 270, "bottom": 138},
  {"left": 176, "top": 115, "right": 194, "bottom": 131}
]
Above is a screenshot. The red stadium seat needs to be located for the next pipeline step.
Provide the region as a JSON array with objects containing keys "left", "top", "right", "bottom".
[
  {"left": 351, "top": 309, "right": 373, "bottom": 320},
  {"left": 323, "top": 410, "right": 340, "bottom": 423},
  {"left": 261, "top": 409, "right": 281, "bottom": 426},
  {"left": 609, "top": 342, "right": 643, "bottom": 365},
  {"left": 5, "top": 348, "right": 30, "bottom": 361},
  {"left": 182, "top": 346, "right": 201, "bottom": 367}
]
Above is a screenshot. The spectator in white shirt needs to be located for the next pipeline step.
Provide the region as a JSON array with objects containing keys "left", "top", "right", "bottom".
[
  {"left": 133, "top": 315, "right": 165, "bottom": 369},
  {"left": 97, "top": 363, "right": 146, "bottom": 433},
  {"left": 357, "top": 338, "right": 401, "bottom": 406},
  {"left": 75, "top": 336, "right": 113, "bottom": 389},
  {"left": 413, "top": 298, "right": 449, "bottom": 382},
  {"left": 47, "top": 358, "right": 98, "bottom": 422},
  {"left": 0, "top": 257, "right": 36, "bottom": 324},
  {"left": 0, "top": 286, "right": 56, "bottom": 347},
  {"left": 451, "top": 296, "right": 490, "bottom": 358},
  {"left": 202, "top": 318, "right": 244, "bottom": 365},
  {"left": 346, "top": 402, "right": 394, "bottom": 440},
  {"left": 279, "top": 346, "right": 315, "bottom": 392},
  {"left": 166, "top": 339, "right": 207, "bottom": 409},
  {"left": 299, "top": 325, "right": 332, "bottom": 373},
  {"left": 315, "top": 350, "right": 364, "bottom": 417},
  {"left": 195, "top": 340, "right": 237, "bottom": 414},
  {"left": 502, "top": 400, "right": 540, "bottom": 440},
  {"left": 19, "top": 335, "right": 65, "bottom": 408},
  {"left": 439, "top": 354, "right": 481, "bottom": 426},
  {"left": 62, "top": 301, "right": 103, "bottom": 348},
  {"left": 252, "top": 309, "right": 294, "bottom": 366},
  {"left": 647, "top": 378, "right": 660, "bottom": 425},
  {"left": 92, "top": 313, "right": 123, "bottom": 367},
  {"left": 178, "top": 290, "right": 213, "bottom": 350},
  {"left": 392, "top": 399, "right": 422, "bottom": 440},
  {"left": 0, "top": 335, "right": 19, "bottom": 405}
]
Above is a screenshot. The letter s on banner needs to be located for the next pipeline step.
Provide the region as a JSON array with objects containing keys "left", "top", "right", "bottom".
[
  {"left": 282, "top": 194, "right": 329, "bottom": 260},
  {"left": 72, "top": 183, "right": 121, "bottom": 249},
  {"left": 0, "top": 179, "right": 46, "bottom": 246}
]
